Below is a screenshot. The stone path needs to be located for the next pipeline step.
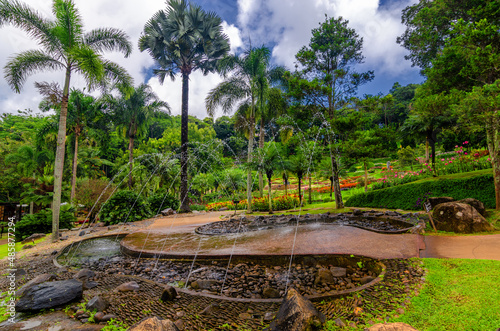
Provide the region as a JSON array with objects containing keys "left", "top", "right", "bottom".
[{"left": 420, "top": 234, "right": 500, "bottom": 260}]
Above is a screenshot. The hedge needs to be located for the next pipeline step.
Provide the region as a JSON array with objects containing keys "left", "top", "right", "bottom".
[
  {"left": 15, "top": 206, "right": 75, "bottom": 242},
  {"left": 345, "top": 172, "right": 495, "bottom": 210}
]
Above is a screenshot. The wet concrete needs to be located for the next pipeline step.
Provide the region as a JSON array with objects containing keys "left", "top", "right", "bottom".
[
  {"left": 122, "top": 212, "right": 423, "bottom": 260},
  {"left": 421, "top": 234, "right": 500, "bottom": 260}
]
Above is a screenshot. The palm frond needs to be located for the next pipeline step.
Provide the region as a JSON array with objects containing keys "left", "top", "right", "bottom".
[
  {"left": 4, "top": 49, "right": 64, "bottom": 92},
  {"left": 0, "top": 0, "right": 62, "bottom": 53},
  {"left": 205, "top": 77, "right": 250, "bottom": 116},
  {"left": 35, "top": 81, "right": 63, "bottom": 107},
  {"left": 52, "top": 0, "right": 83, "bottom": 48},
  {"left": 84, "top": 27, "right": 132, "bottom": 57},
  {"left": 100, "top": 60, "right": 134, "bottom": 90},
  {"left": 70, "top": 44, "right": 104, "bottom": 90}
]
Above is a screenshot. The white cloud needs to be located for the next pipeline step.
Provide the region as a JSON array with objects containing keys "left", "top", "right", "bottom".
[
  {"left": 0, "top": 0, "right": 243, "bottom": 119},
  {"left": 237, "top": 0, "right": 419, "bottom": 79}
]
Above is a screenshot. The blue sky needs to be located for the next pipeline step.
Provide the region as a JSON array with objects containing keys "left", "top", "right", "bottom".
[{"left": 0, "top": 0, "right": 424, "bottom": 118}]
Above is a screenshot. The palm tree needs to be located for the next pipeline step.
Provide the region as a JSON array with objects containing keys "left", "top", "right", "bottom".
[
  {"left": 287, "top": 152, "right": 308, "bottom": 205},
  {"left": 139, "top": 0, "right": 230, "bottom": 212},
  {"left": 206, "top": 46, "right": 271, "bottom": 212},
  {"left": 105, "top": 84, "right": 170, "bottom": 188},
  {"left": 0, "top": 0, "right": 133, "bottom": 242}
]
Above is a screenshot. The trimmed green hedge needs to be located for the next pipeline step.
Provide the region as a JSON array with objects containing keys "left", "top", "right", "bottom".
[{"left": 345, "top": 172, "right": 495, "bottom": 210}]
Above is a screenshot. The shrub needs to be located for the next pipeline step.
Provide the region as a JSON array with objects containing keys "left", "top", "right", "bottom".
[
  {"left": 190, "top": 204, "right": 206, "bottom": 211},
  {"left": 99, "top": 190, "right": 151, "bottom": 225},
  {"left": 15, "top": 205, "right": 75, "bottom": 242},
  {"left": 236, "top": 194, "right": 301, "bottom": 212},
  {"left": 345, "top": 172, "right": 495, "bottom": 210},
  {"left": 148, "top": 190, "right": 180, "bottom": 214},
  {"left": 75, "top": 178, "right": 115, "bottom": 220}
]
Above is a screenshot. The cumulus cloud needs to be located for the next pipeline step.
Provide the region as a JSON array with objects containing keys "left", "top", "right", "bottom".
[{"left": 236, "top": 0, "right": 422, "bottom": 92}]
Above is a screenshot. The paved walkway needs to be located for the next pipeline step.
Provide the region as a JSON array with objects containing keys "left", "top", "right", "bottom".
[
  {"left": 121, "top": 211, "right": 500, "bottom": 261},
  {"left": 420, "top": 234, "right": 500, "bottom": 260}
]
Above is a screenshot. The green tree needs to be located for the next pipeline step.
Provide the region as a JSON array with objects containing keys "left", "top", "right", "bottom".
[
  {"left": 397, "top": 0, "right": 498, "bottom": 69},
  {"left": 206, "top": 46, "right": 271, "bottom": 212},
  {"left": 0, "top": 0, "right": 133, "bottom": 242},
  {"left": 140, "top": 0, "right": 230, "bottom": 212},
  {"left": 106, "top": 84, "right": 170, "bottom": 188},
  {"left": 290, "top": 15, "right": 374, "bottom": 209}
]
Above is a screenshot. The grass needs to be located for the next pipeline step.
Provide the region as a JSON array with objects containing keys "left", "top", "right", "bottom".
[
  {"left": 390, "top": 258, "right": 500, "bottom": 330},
  {"left": 0, "top": 235, "right": 49, "bottom": 260}
]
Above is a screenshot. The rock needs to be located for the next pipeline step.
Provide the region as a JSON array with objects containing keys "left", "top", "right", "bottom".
[
  {"left": 352, "top": 209, "right": 363, "bottom": 216},
  {"left": 330, "top": 267, "right": 347, "bottom": 277},
  {"left": 190, "top": 279, "right": 217, "bottom": 290},
  {"left": 360, "top": 276, "right": 375, "bottom": 285},
  {"left": 262, "top": 287, "right": 281, "bottom": 299},
  {"left": 22, "top": 244, "right": 34, "bottom": 250},
  {"left": 239, "top": 313, "right": 252, "bottom": 319},
  {"left": 314, "top": 268, "right": 335, "bottom": 285},
  {"left": 219, "top": 207, "right": 228, "bottom": 211},
  {"left": 367, "top": 322, "right": 419, "bottom": 331},
  {"left": 115, "top": 281, "right": 140, "bottom": 292},
  {"left": 73, "top": 269, "right": 95, "bottom": 282},
  {"left": 15, "top": 279, "right": 83, "bottom": 312},
  {"left": 21, "top": 233, "right": 46, "bottom": 244},
  {"left": 199, "top": 303, "right": 220, "bottom": 315},
  {"left": 174, "top": 320, "right": 184, "bottom": 330},
  {"left": 100, "top": 314, "right": 117, "bottom": 323},
  {"left": 161, "top": 208, "right": 176, "bottom": 216},
  {"left": 93, "top": 311, "right": 105, "bottom": 322},
  {"left": 16, "top": 273, "right": 57, "bottom": 297},
  {"left": 432, "top": 202, "right": 494, "bottom": 233},
  {"left": 128, "top": 317, "right": 179, "bottom": 331},
  {"left": 457, "top": 198, "right": 486, "bottom": 216},
  {"left": 59, "top": 236, "right": 69, "bottom": 241},
  {"left": 79, "top": 231, "right": 86, "bottom": 236},
  {"left": 160, "top": 286, "right": 177, "bottom": 302},
  {"left": 95, "top": 222, "right": 105, "bottom": 227},
  {"left": 427, "top": 197, "right": 455, "bottom": 209},
  {"left": 268, "top": 288, "right": 325, "bottom": 331},
  {"left": 83, "top": 281, "right": 99, "bottom": 290},
  {"left": 86, "top": 296, "right": 109, "bottom": 312}
]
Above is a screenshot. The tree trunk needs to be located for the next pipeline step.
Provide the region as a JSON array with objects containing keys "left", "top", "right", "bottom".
[
  {"left": 329, "top": 177, "right": 333, "bottom": 199},
  {"left": 485, "top": 122, "right": 500, "bottom": 210},
  {"left": 258, "top": 117, "right": 264, "bottom": 198},
  {"left": 268, "top": 175, "right": 273, "bottom": 214},
  {"left": 180, "top": 72, "right": 190, "bottom": 212},
  {"left": 331, "top": 153, "right": 343, "bottom": 209},
  {"left": 246, "top": 116, "right": 255, "bottom": 213},
  {"left": 128, "top": 134, "right": 134, "bottom": 188},
  {"left": 425, "top": 138, "right": 429, "bottom": 163},
  {"left": 283, "top": 173, "right": 288, "bottom": 196},
  {"left": 364, "top": 161, "right": 368, "bottom": 192},
  {"left": 70, "top": 130, "right": 80, "bottom": 204},
  {"left": 308, "top": 176, "right": 312, "bottom": 204},
  {"left": 298, "top": 175, "right": 302, "bottom": 205},
  {"left": 52, "top": 68, "right": 71, "bottom": 243}
]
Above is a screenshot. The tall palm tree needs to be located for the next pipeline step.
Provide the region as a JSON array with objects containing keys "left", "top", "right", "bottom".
[
  {"left": 105, "top": 84, "right": 170, "bottom": 188},
  {"left": 139, "top": 0, "right": 230, "bottom": 212},
  {"left": 206, "top": 46, "right": 271, "bottom": 212},
  {"left": 0, "top": 0, "right": 133, "bottom": 242}
]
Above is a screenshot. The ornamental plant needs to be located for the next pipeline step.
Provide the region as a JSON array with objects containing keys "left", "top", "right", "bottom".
[{"left": 100, "top": 190, "right": 151, "bottom": 225}]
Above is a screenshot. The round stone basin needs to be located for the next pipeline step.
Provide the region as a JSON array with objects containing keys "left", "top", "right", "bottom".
[
  {"left": 121, "top": 223, "right": 421, "bottom": 260},
  {"left": 57, "top": 235, "right": 125, "bottom": 266}
]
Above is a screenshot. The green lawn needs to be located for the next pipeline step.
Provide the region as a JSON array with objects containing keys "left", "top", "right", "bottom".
[
  {"left": 0, "top": 235, "right": 48, "bottom": 260},
  {"left": 390, "top": 258, "right": 500, "bottom": 330}
]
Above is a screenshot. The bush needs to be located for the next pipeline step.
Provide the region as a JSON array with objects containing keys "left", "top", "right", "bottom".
[
  {"left": 190, "top": 204, "right": 206, "bottom": 211},
  {"left": 99, "top": 190, "right": 151, "bottom": 225},
  {"left": 345, "top": 172, "right": 495, "bottom": 210},
  {"left": 236, "top": 194, "right": 301, "bottom": 212},
  {"left": 75, "top": 178, "right": 115, "bottom": 220},
  {"left": 148, "top": 190, "right": 180, "bottom": 214},
  {"left": 15, "top": 205, "right": 75, "bottom": 242}
]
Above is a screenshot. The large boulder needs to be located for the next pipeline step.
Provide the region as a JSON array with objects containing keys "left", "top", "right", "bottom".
[
  {"left": 457, "top": 198, "right": 486, "bottom": 217},
  {"left": 432, "top": 202, "right": 494, "bottom": 233},
  {"left": 16, "top": 273, "right": 57, "bottom": 297},
  {"left": 268, "top": 288, "right": 325, "bottom": 331},
  {"left": 427, "top": 197, "right": 455, "bottom": 210},
  {"left": 128, "top": 317, "right": 178, "bottom": 331},
  {"left": 16, "top": 279, "right": 83, "bottom": 312},
  {"left": 368, "top": 323, "right": 419, "bottom": 331}
]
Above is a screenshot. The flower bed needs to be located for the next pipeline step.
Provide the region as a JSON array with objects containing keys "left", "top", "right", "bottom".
[{"left": 207, "top": 194, "right": 301, "bottom": 212}]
